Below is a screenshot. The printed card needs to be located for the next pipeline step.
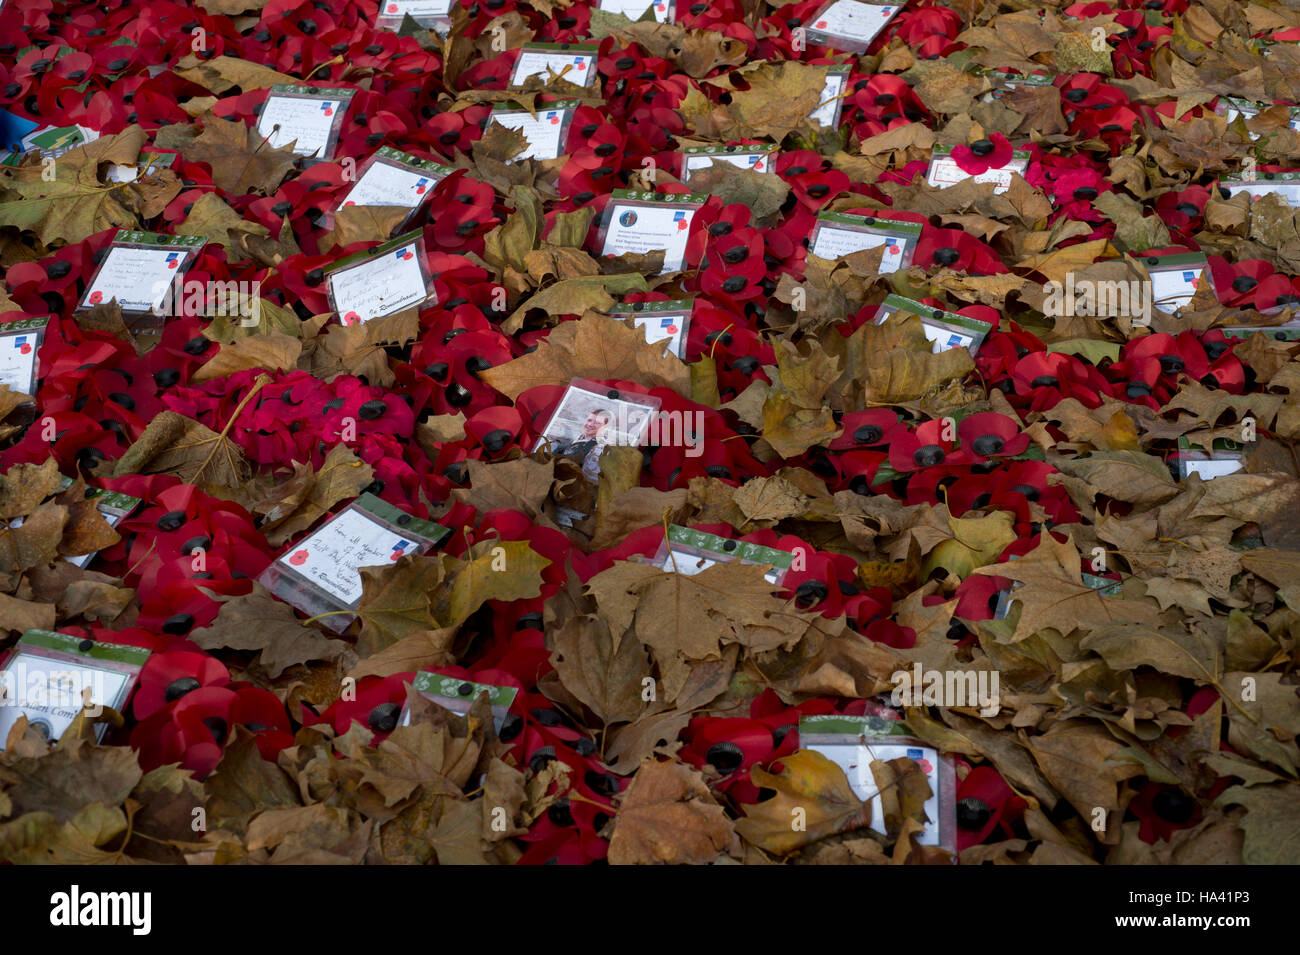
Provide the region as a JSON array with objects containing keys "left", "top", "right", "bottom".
[
  {"left": 339, "top": 149, "right": 451, "bottom": 211},
  {"left": 809, "top": 66, "right": 850, "bottom": 129},
  {"left": 257, "top": 86, "right": 354, "bottom": 160},
  {"left": 0, "top": 631, "right": 149, "bottom": 748},
  {"left": 1217, "top": 98, "right": 1300, "bottom": 141},
  {"left": 1221, "top": 174, "right": 1300, "bottom": 207},
  {"left": 79, "top": 232, "right": 204, "bottom": 314},
  {"left": 1177, "top": 438, "right": 1245, "bottom": 481},
  {"left": 608, "top": 302, "right": 691, "bottom": 358},
  {"left": 598, "top": 0, "right": 673, "bottom": 22},
  {"left": 926, "top": 146, "right": 1030, "bottom": 194},
  {"left": 488, "top": 103, "right": 575, "bottom": 162},
  {"left": 873, "top": 294, "right": 992, "bottom": 354},
  {"left": 376, "top": 0, "right": 453, "bottom": 25},
  {"left": 807, "top": 213, "right": 920, "bottom": 273},
  {"left": 400, "top": 671, "right": 519, "bottom": 733},
  {"left": 0, "top": 317, "right": 48, "bottom": 398},
  {"left": 683, "top": 147, "right": 774, "bottom": 179},
  {"left": 599, "top": 191, "right": 705, "bottom": 274},
  {"left": 1145, "top": 254, "right": 1210, "bottom": 315},
  {"left": 510, "top": 44, "right": 598, "bottom": 88},
  {"left": 656, "top": 525, "right": 794, "bottom": 585},
  {"left": 326, "top": 234, "right": 432, "bottom": 325},
  {"left": 806, "top": 0, "right": 900, "bottom": 52}
]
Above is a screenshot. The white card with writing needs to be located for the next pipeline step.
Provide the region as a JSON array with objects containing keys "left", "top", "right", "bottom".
[
  {"left": 926, "top": 155, "right": 1027, "bottom": 194},
  {"left": 631, "top": 312, "right": 686, "bottom": 358},
  {"left": 600, "top": 202, "right": 697, "bottom": 273},
  {"left": 659, "top": 547, "right": 783, "bottom": 584},
  {"left": 923, "top": 324, "right": 976, "bottom": 353},
  {"left": 0, "top": 652, "right": 128, "bottom": 744},
  {"left": 257, "top": 94, "right": 342, "bottom": 158},
  {"left": 277, "top": 508, "right": 420, "bottom": 605},
  {"left": 489, "top": 109, "right": 568, "bottom": 161},
  {"left": 809, "top": 226, "right": 906, "bottom": 270},
  {"left": 0, "top": 330, "right": 38, "bottom": 395},
  {"left": 1221, "top": 181, "right": 1300, "bottom": 207},
  {"left": 328, "top": 243, "right": 428, "bottom": 325},
  {"left": 1185, "top": 457, "right": 1244, "bottom": 480},
  {"left": 814, "top": 740, "right": 942, "bottom": 845},
  {"left": 811, "top": 1, "right": 899, "bottom": 44},
  {"left": 1149, "top": 265, "right": 1205, "bottom": 314},
  {"left": 83, "top": 246, "right": 186, "bottom": 312},
  {"left": 378, "top": 0, "right": 452, "bottom": 17},
  {"left": 810, "top": 69, "right": 848, "bottom": 129},
  {"left": 684, "top": 151, "right": 771, "bottom": 177},
  {"left": 598, "top": 0, "right": 672, "bottom": 22},
  {"left": 511, "top": 49, "right": 596, "bottom": 87},
  {"left": 341, "top": 161, "right": 442, "bottom": 209}
]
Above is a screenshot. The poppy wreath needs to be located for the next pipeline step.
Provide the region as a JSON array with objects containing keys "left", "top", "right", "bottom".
[{"left": 0, "top": 0, "right": 1294, "bottom": 870}]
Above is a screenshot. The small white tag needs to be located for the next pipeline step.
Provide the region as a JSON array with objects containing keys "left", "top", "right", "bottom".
[
  {"left": 684, "top": 151, "right": 770, "bottom": 178},
  {"left": 341, "top": 160, "right": 442, "bottom": 209},
  {"left": 1221, "top": 180, "right": 1300, "bottom": 207},
  {"left": 488, "top": 109, "right": 568, "bottom": 161},
  {"left": 0, "top": 651, "right": 128, "bottom": 744},
  {"left": 0, "top": 329, "right": 38, "bottom": 395},
  {"left": 1149, "top": 265, "right": 1205, "bottom": 314},
  {"left": 600, "top": 202, "right": 698, "bottom": 273},
  {"left": 377, "top": 0, "right": 452, "bottom": 16},
  {"left": 809, "top": 227, "right": 907, "bottom": 271},
  {"left": 257, "top": 94, "right": 342, "bottom": 158},
  {"left": 511, "top": 49, "right": 596, "bottom": 87},
  {"left": 926, "top": 154, "right": 1027, "bottom": 194},
  {"left": 277, "top": 508, "right": 421, "bottom": 605},
  {"left": 809, "top": 0, "right": 899, "bottom": 44},
  {"left": 1185, "top": 457, "right": 1244, "bottom": 480},
  {"left": 811, "top": 741, "right": 943, "bottom": 846},
  {"left": 630, "top": 312, "right": 686, "bottom": 357},
  {"left": 598, "top": 0, "right": 672, "bottom": 22},
  {"left": 328, "top": 243, "right": 429, "bottom": 325},
  {"left": 810, "top": 70, "right": 848, "bottom": 129},
  {"left": 83, "top": 246, "right": 189, "bottom": 312}
]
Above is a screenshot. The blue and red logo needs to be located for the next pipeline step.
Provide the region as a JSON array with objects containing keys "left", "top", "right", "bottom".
[
  {"left": 674, "top": 209, "right": 688, "bottom": 230},
  {"left": 13, "top": 335, "right": 30, "bottom": 355},
  {"left": 391, "top": 539, "right": 411, "bottom": 560},
  {"left": 321, "top": 101, "right": 335, "bottom": 117},
  {"left": 165, "top": 251, "right": 180, "bottom": 270},
  {"left": 547, "top": 111, "right": 559, "bottom": 125},
  {"left": 396, "top": 246, "right": 414, "bottom": 261}
]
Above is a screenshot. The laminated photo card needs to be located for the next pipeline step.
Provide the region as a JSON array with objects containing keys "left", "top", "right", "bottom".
[
  {"left": 258, "top": 493, "right": 450, "bottom": 633},
  {"left": 0, "top": 629, "right": 150, "bottom": 748},
  {"left": 399, "top": 671, "right": 519, "bottom": 733},
  {"left": 332, "top": 146, "right": 455, "bottom": 230},
  {"left": 804, "top": 0, "right": 901, "bottom": 54},
  {"left": 1219, "top": 170, "right": 1300, "bottom": 207},
  {"left": 1175, "top": 436, "right": 1245, "bottom": 481},
  {"left": 0, "top": 315, "right": 50, "bottom": 400},
  {"left": 1141, "top": 252, "right": 1212, "bottom": 316},
  {"left": 1215, "top": 96, "right": 1300, "bottom": 141},
  {"left": 8, "top": 477, "right": 142, "bottom": 569},
  {"left": 376, "top": 0, "right": 454, "bottom": 31},
  {"left": 510, "top": 43, "right": 600, "bottom": 89},
  {"left": 681, "top": 144, "right": 778, "bottom": 181},
  {"left": 596, "top": 189, "right": 708, "bottom": 274},
  {"left": 873, "top": 294, "right": 994, "bottom": 354},
  {"left": 598, "top": 0, "right": 675, "bottom": 23},
  {"left": 256, "top": 84, "right": 357, "bottom": 162},
  {"left": 652, "top": 524, "right": 795, "bottom": 586},
  {"left": 604, "top": 298, "right": 693, "bottom": 358},
  {"left": 533, "top": 379, "right": 661, "bottom": 526},
  {"left": 807, "top": 213, "right": 921, "bottom": 272},
  {"left": 926, "top": 142, "right": 1030, "bottom": 194},
  {"left": 486, "top": 101, "right": 580, "bottom": 162},
  {"left": 798, "top": 714, "right": 957, "bottom": 852},
  {"left": 809, "top": 63, "right": 852, "bottom": 131},
  {"left": 325, "top": 231, "right": 435, "bottom": 326},
  {"left": 77, "top": 230, "right": 206, "bottom": 330}
]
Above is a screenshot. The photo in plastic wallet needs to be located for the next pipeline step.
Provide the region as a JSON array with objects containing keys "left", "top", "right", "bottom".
[
  {"left": 258, "top": 493, "right": 450, "bottom": 633},
  {"left": 798, "top": 714, "right": 957, "bottom": 852},
  {"left": 925, "top": 143, "right": 1031, "bottom": 194},
  {"left": 809, "top": 64, "right": 851, "bottom": 130},
  {"left": 256, "top": 84, "right": 356, "bottom": 161},
  {"left": 804, "top": 0, "right": 901, "bottom": 54},
  {"left": 604, "top": 298, "right": 693, "bottom": 358},
  {"left": 0, "top": 315, "right": 50, "bottom": 400},
  {"left": 873, "top": 294, "right": 993, "bottom": 354},
  {"left": 533, "top": 379, "right": 661, "bottom": 526},
  {"left": 1142, "top": 252, "right": 1211, "bottom": 316},
  {"left": 509, "top": 43, "right": 599, "bottom": 88},
  {"left": 325, "top": 231, "right": 435, "bottom": 326},
  {"left": 375, "top": 0, "right": 454, "bottom": 30},
  {"left": 653, "top": 524, "right": 794, "bottom": 586},
  {"left": 1220, "top": 171, "right": 1300, "bottom": 207},
  {"left": 682, "top": 144, "right": 777, "bottom": 181},
  {"left": 1215, "top": 97, "right": 1300, "bottom": 141},
  {"left": 399, "top": 671, "right": 519, "bottom": 734},
  {"left": 487, "top": 101, "right": 579, "bottom": 162},
  {"left": 807, "top": 213, "right": 921, "bottom": 273},
  {"left": 331, "top": 146, "right": 454, "bottom": 230},
  {"left": 1176, "top": 436, "right": 1245, "bottom": 481},
  {"left": 77, "top": 230, "right": 206, "bottom": 328},
  {"left": 598, "top": 0, "right": 674, "bottom": 23},
  {"left": 0, "top": 629, "right": 151, "bottom": 748},
  {"left": 597, "top": 190, "right": 707, "bottom": 275}
]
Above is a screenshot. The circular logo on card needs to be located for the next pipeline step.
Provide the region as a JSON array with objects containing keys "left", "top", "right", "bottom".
[
  {"left": 619, "top": 210, "right": 638, "bottom": 227},
  {"left": 89, "top": 291, "right": 103, "bottom": 304},
  {"left": 19, "top": 343, "right": 31, "bottom": 354},
  {"left": 289, "top": 550, "right": 308, "bottom": 565},
  {"left": 343, "top": 311, "right": 361, "bottom": 326}
]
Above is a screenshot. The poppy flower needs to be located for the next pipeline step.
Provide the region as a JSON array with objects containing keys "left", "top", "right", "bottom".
[
  {"left": 957, "top": 412, "right": 1031, "bottom": 462},
  {"left": 956, "top": 765, "right": 1027, "bottom": 850},
  {"left": 304, "top": 673, "right": 413, "bottom": 741},
  {"left": 132, "top": 684, "right": 293, "bottom": 777},
  {"left": 889, "top": 419, "right": 967, "bottom": 473},
  {"left": 133, "top": 648, "right": 231, "bottom": 721},
  {"left": 950, "top": 134, "right": 1014, "bottom": 176},
  {"left": 1128, "top": 782, "right": 1203, "bottom": 844},
  {"left": 1207, "top": 255, "right": 1300, "bottom": 315},
  {"left": 913, "top": 226, "right": 1008, "bottom": 275}
]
